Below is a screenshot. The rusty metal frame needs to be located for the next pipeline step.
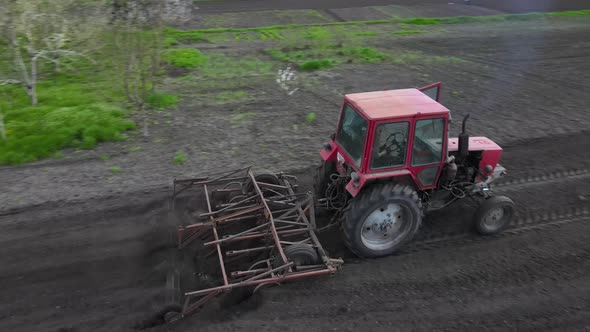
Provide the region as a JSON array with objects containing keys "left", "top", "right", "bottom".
[{"left": 170, "top": 167, "right": 343, "bottom": 317}]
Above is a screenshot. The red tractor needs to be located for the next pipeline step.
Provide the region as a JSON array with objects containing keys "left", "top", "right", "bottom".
[{"left": 314, "top": 83, "right": 515, "bottom": 258}]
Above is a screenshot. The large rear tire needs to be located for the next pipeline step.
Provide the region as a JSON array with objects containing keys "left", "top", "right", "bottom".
[
  {"left": 474, "top": 195, "right": 515, "bottom": 235},
  {"left": 313, "top": 160, "right": 337, "bottom": 199},
  {"left": 342, "top": 183, "right": 422, "bottom": 258}
]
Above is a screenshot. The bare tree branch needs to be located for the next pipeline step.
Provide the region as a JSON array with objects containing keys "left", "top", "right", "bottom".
[
  {"left": 0, "top": 0, "right": 107, "bottom": 106},
  {"left": 0, "top": 79, "right": 21, "bottom": 86}
]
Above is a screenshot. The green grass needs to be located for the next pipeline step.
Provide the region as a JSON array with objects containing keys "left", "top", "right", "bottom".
[
  {"left": 0, "top": 50, "right": 137, "bottom": 165},
  {"left": 166, "top": 10, "right": 590, "bottom": 41},
  {"left": 100, "top": 155, "right": 110, "bottom": 161},
  {"left": 267, "top": 45, "right": 409, "bottom": 71},
  {"left": 303, "top": 27, "right": 332, "bottom": 40},
  {"left": 341, "top": 47, "right": 387, "bottom": 63},
  {"left": 110, "top": 166, "right": 122, "bottom": 174},
  {"left": 164, "top": 48, "right": 208, "bottom": 68},
  {"left": 550, "top": 10, "right": 590, "bottom": 16},
  {"left": 174, "top": 151, "right": 186, "bottom": 164},
  {"left": 229, "top": 111, "right": 256, "bottom": 127},
  {"left": 258, "top": 30, "right": 283, "bottom": 40},
  {"left": 300, "top": 59, "right": 335, "bottom": 71},
  {"left": 164, "top": 37, "right": 179, "bottom": 47},
  {"left": 352, "top": 31, "right": 378, "bottom": 37},
  {"left": 165, "top": 28, "right": 204, "bottom": 43},
  {"left": 147, "top": 92, "right": 178, "bottom": 109},
  {"left": 214, "top": 91, "right": 249, "bottom": 103},
  {"left": 197, "top": 54, "right": 274, "bottom": 79},
  {"left": 306, "top": 112, "right": 317, "bottom": 123},
  {"left": 393, "top": 29, "right": 428, "bottom": 35},
  {"left": 0, "top": 103, "right": 135, "bottom": 164}
]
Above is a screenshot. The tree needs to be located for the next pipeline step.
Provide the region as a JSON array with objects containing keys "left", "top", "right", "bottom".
[
  {"left": 110, "top": 0, "right": 165, "bottom": 137},
  {"left": 0, "top": 0, "right": 106, "bottom": 106}
]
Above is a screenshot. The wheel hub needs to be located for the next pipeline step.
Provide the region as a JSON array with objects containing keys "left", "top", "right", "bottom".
[
  {"left": 361, "top": 203, "right": 409, "bottom": 250},
  {"left": 484, "top": 207, "right": 505, "bottom": 227}
]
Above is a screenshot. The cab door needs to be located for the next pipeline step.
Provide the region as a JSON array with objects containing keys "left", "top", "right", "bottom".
[
  {"left": 408, "top": 116, "right": 448, "bottom": 189},
  {"left": 418, "top": 82, "right": 442, "bottom": 102}
]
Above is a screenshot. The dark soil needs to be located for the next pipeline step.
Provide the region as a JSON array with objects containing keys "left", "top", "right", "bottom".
[{"left": 1, "top": 2, "right": 590, "bottom": 332}]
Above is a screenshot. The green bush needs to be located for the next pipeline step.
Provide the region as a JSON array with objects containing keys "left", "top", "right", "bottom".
[
  {"left": 342, "top": 47, "right": 387, "bottom": 63},
  {"left": 0, "top": 104, "right": 135, "bottom": 165},
  {"left": 164, "top": 37, "right": 179, "bottom": 47},
  {"left": 299, "top": 59, "right": 334, "bottom": 71},
  {"left": 110, "top": 166, "right": 122, "bottom": 174},
  {"left": 174, "top": 151, "right": 187, "bottom": 164},
  {"left": 303, "top": 27, "right": 332, "bottom": 40},
  {"left": 164, "top": 48, "right": 208, "bottom": 68},
  {"left": 147, "top": 92, "right": 178, "bottom": 109}
]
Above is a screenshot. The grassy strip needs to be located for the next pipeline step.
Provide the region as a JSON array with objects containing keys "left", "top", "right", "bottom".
[
  {"left": 0, "top": 58, "right": 137, "bottom": 165},
  {"left": 392, "top": 29, "right": 428, "bottom": 35},
  {"left": 166, "top": 10, "right": 590, "bottom": 37},
  {"left": 266, "top": 45, "right": 462, "bottom": 71}
]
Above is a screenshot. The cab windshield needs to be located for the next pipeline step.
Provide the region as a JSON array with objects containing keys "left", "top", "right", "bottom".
[{"left": 336, "top": 104, "right": 367, "bottom": 166}]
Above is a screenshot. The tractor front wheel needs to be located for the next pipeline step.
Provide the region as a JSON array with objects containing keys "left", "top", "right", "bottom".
[
  {"left": 474, "top": 196, "right": 515, "bottom": 235},
  {"left": 342, "top": 184, "right": 422, "bottom": 258}
]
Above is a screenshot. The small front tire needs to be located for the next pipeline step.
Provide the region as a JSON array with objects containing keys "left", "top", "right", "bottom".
[{"left": 474, "top": 196, "right": 515, "bottom": 235}]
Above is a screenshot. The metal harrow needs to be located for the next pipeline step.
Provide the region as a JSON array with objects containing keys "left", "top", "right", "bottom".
[{"left": 169, "top": 166, "right": 343, "bottom": 316}]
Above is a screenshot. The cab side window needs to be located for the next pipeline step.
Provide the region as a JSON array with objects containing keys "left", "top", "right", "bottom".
[
  {"left": 411, "top": 118, "right": 445, "bottom": 166},
  {"left": 371, "top": 122, "right": 409, "bottom": 170}
]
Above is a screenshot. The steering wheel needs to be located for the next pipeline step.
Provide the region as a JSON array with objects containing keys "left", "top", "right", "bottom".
[{"left": 378, "top": 132, "right": 405, "bottom": 157}]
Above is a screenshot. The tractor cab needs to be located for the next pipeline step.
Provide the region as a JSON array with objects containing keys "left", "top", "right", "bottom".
[{"left": 322, "top": 83, "right": 450, "bottom": 195}]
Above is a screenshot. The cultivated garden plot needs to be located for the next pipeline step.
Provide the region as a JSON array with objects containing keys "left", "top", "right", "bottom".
[{"left": 1, "top": 4, "right": 590, "bottom": 332}]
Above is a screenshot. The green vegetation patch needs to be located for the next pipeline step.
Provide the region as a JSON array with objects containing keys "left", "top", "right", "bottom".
[
  {"left": 197, "top": 54, "right": 274, "bottom": 79},
  {"left": 164, "top": 48, "right": 208, "bottom": 68},
  {"left": 258, "top": 30, "right": 284, "bottom": 40},
  {"left": 167, "top": 10, "right": 590, "bottom": 42},
  {"left": 214, "top": 91, "right": 249, "bottom": 103},
  {"left": 393, "top": 29, "right": 428, "bottom": 35},
  {"left": 147, "top": 92, "right": 178, "bottom": 109},
  {"left": 303, "top": 27, "right": 333, "bottom": 40},
  {"left": 300, "top": 59, "right": 335, "bottom": 71},
  {"left": 174, "top": 151, "right": 186, "bottom": 164},
  {"left": 0, "top": 103, "right": 135, "bottom": 165},
  {"left": 549, "top": 10, "right": 590, "bottom": 17},
  {"left": 266, "top": 46, "right": 376, "bottom": 70},
  {"left": 266, "top": 44, "right": 450, "bottom": 71}
]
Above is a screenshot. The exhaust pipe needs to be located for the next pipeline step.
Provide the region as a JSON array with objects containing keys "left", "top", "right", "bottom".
[{"left": 458, "top": 114, "right": 470, "bottom": 159}]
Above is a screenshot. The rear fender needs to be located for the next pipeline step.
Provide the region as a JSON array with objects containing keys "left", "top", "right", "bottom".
[{"left": 345, "top": 170, "right": 415, "bottom": 197}]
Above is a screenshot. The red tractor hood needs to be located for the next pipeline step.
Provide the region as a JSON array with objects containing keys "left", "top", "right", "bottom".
[
  {"left": 447, "top": 136, "right": 502, "bottom": 152},
  {"left": 448, "top": 136, "right": 503, "bottom": 177}
]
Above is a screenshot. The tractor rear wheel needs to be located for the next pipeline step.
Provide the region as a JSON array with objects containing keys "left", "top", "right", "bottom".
[
  {"left": 474, "top": 196, "right": 515, "bottom": 235},
  {"left": 313, "top": 160, "right": 337, "bottom": 199},
  {"left": 342, "top": 183, "right": 422, "bottom": 258}
]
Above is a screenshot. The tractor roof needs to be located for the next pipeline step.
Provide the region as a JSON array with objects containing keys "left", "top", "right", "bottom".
[{"left": 345, "top": 88, "right": 450, "bottom": 120}]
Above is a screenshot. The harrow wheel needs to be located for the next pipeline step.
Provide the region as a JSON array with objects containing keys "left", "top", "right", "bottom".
[
  {"left": 273, "top": 244, "right": 320, "bottom": 269},
  {"left": 243, "top": 169, "right": 281, "bottom": 196}
]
